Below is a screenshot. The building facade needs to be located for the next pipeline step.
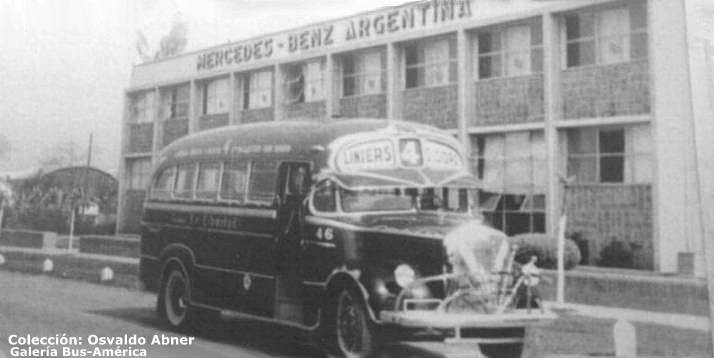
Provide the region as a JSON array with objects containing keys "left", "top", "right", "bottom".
[{"left": 119, "top": 0, "right": 714, "bottom": 275}]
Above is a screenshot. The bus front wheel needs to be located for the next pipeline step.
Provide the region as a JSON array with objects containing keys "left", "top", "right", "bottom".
[{"left": 333, "top": 289, "right": 376, "bottom": 358}]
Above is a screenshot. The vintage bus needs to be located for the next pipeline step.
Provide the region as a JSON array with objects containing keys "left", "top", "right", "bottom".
[{"left": 139, "top": 119, "right": 554, "bottom": 358}]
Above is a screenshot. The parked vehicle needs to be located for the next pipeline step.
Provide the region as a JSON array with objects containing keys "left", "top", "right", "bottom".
[{"left": 139, "top": 119, "right": 554, "bottom": 358}]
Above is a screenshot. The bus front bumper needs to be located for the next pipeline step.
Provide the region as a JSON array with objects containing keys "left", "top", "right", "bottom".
[{"left": 380, "top": 309, "right": 557, "bottom": 329}]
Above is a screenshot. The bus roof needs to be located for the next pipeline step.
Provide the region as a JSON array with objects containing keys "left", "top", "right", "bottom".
[{"left": 154, "top": 118, "right": 473, "bottom": 187}]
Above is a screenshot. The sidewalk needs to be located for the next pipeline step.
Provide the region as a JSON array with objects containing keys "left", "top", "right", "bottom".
[
  {"left": 0, "top": 245, "right": 138, "bottom": 264},
  {"left": 545, "top": 301, "right": 710, "bottom": 332}
]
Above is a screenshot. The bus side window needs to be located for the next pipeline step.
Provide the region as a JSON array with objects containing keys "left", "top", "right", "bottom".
[
  {"left": 247, "top": 160, "right": 278, "bottom": 206},
  {"left": 175, "top": 163, "right": 196, "bottom": 199},
  {"left": 196, "top": 162, "right": 221, "bottom": 200},
  {"left": 220, "top": 160, "right": 249, "bottom": 202},
  {"left": 152, "top": 166, "right": 176, "bottom": 200},
  {"left": 313, "top": 180, "right": 336, "bottom": 212}
]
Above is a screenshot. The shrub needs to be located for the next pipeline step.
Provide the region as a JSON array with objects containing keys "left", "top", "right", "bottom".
[
  {"left": 597, "top": 239, "right": 634, "bottom": 268},
  {"left": 508, "top": 233, "right": 581, "bottom": 270}
]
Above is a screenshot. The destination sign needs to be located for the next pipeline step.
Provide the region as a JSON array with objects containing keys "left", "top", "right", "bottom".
[
  {"left": 334, "top": 137, "right": 464, "bottom": 173},
  {"left": 336, "top": 139, "right": 395, "bottom": 172},
  {"left": 423, "top": 140, "right": 463, "bottom": 170}
]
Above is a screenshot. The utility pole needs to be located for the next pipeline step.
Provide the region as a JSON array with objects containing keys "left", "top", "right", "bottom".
[{"left": 68, "top": 133, "right": 93, "bottom": 251}]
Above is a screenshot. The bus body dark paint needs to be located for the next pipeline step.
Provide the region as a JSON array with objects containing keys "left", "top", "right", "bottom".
[{"left": 139, "top": 118, "right": 552, "bottom": 355}]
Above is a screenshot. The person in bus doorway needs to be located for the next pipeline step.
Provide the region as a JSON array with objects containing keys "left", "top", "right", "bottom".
[{"left": 276, "top": 165, "right": 310, "bottom": 273}]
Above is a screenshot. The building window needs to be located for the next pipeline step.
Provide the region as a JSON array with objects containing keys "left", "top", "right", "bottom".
[
  {"left": 126, "top": 158, "right": 152, "bottom": 190},
  {"left": 285, "top": 59, "right": 326, "bottom": 103},
  {"left": 566, "top": 125, "right": 652, "bottom": 184},
  {"left": 129, "top": 92, "right": 155, "bottom": 123},
  {"left": 160, "top": 85, "right": 189, "bottom": 120},
  {"left": 244, "top": 70, "right": 273, "bottom": 109},
  {"left": 471, "top": 131, "right": 546, "bottom": 235},
  {"left": 404, "top": 37, "right": 457, "bottom": 89},
  {"left": 201, "top": 78, "right": 229, "bottom": 115},
  {"left": 476, "top": 22, "right": 543, "bottom": 79},
  {"left": 343, "top": 50, "right": 383, "bottom": 96},
  {"left": 564, "top": 1, "right": 647, "bottom": 68}
]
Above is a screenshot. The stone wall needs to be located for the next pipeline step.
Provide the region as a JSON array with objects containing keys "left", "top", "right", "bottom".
[
  {"left": 472, "top": 74, "right": 544, "bottom": 126},
  {"left": 402, "top": 85, "right": 458, "bottom": 129},
  {"left": 161, "top": 119, "right": 188, "bottom": 147},
  {"left": 561, "top": 60, "right": 650, "bottom": 119},
  {"left": 338, "top": 94, "right": 387, "bottom": 118},
  {"left": 118, "top": 189, "right": 146, "bottom": 234},
  {"left": 565, "top": 184, "right": 654, "bottom": 269},
  {"left": 198, "top": 113, "right": 230, "bottom": 130},
  {"left": 0, "top": 229, "right": 57, "bottom": 249},
  {"left": 79, "top": 235, "right": 140, "bottom": 258},
  {"left": 127, "top": 123, "right": 153, "bottom": 154},
  {"left": 240, "top": 108, "right": 273, "bottom": 123},
  {"left": 284, "top": 101, "right": 326, "bottom": 120}
]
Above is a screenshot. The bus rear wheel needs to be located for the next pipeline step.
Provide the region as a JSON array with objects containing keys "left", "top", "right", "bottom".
[{"left": 157, "top": 263, "right": 218, "bottom": 331}]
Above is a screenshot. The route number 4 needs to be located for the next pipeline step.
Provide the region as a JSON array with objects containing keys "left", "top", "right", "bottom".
[{"left": 400, "top": 139, "right": 423, "bottom": 167}]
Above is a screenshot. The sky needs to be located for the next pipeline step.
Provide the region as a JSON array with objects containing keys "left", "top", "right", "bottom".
[{"left": 0, "top": 0, "right": 408, "bottom": 177}]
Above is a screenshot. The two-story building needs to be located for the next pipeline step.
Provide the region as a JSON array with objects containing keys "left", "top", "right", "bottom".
[{"left": 119, "top": 0, "right": 714, "bottom": 275}]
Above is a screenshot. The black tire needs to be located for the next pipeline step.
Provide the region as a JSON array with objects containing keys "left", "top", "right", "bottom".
[
  {"left": 478, "top": 327, "right": 525, "bottom": 358},
  {"left": 157, "top": 262, "right": 219, "bottom": 332},
  {"left": 479, "top": 343, "right": 524, "bottom": 358},
  {"left": 325, "top": 289, "right": 376, "bottom": 358}
]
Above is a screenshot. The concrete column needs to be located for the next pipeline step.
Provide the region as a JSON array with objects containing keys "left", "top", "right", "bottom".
[
  {"left": 456, "top": 29, "right": 473, "bottom": 160},
  {"left": 543, "top": 13, "right": 563, "bottom": 237},
  {"left": 386, "top": 43, "right": 402, "bottom": 120},
  {"left": 274, "top": 65, "right": 285, "bottom": 121},
  {"left": 151, "top": 87, "right": 162, "bottom": 158},
  {"left": 114, "top": 94, "right": 131, "bottom": 234},
  {"left": 648, "top": 0, "right": 699, "bottom": 273},
  {"left": 188, "top": 80, "right": 198, "bottom": 133},
  {"left": 229, "top": 72, "right": 239, "bottom": 125},
  {"left": 325, "top": 54, "right": 337, "bottom": 119}
]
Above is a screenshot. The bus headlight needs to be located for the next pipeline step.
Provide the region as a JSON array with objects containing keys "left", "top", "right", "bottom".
[{"left": 394, "top": 264, "right": 416, "bottom": 288}]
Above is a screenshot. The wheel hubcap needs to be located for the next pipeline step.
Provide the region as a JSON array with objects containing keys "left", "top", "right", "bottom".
[{"left": 337, "top": 293, "right": 363, "bottom": 354}]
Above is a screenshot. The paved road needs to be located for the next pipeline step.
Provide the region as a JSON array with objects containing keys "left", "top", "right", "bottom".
[
  {"left": 0, "top": 271, "right": 709, "bottom": 358},
  {"left": 0, "top": 271, "right": 319, "bottom": 358}
]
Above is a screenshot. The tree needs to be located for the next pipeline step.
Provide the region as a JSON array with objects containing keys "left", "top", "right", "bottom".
[
  {"left": 38, "top": 141, "right": 99, "bottom": 171},
  {"left": 136, "top": 14, "right": 188, "bottom": 62}
]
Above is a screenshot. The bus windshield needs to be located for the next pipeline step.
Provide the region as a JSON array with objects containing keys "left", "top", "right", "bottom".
[
  {"left": 340, "top": 188, "right": 414, "bottom": 213},
  {"left": 338, "top": 186, "right": 471, "bottom": 214}
]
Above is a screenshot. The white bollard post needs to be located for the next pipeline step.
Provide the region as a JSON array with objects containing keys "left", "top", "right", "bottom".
[
  {"left": 42, "top": 258, "right": 54, "bottom": 273},
  {"left": 614, "top": 319, "right": 637, "bottom": 358},
  {"left": 0, "top": 254, "right": 5, "bottom": 265},
  {"left": 100, "top": 267, "right": 114, "bottom": 282}
]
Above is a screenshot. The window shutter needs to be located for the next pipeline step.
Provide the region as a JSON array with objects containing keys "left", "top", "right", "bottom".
[
  {"left": 305, "top": 60, "right": 325, "bottom": 102},
  {"left": 504, "top": 25, "right": 531, "bottom": 76},
  {"left": 598, "top": 7, "right": 630, "bottom": 64},
  {"left": 361, "top": 51, "right": 382, "bottom": 94},
  {"left": 424, "top": 39, "right": 450, "bottom": 86}
]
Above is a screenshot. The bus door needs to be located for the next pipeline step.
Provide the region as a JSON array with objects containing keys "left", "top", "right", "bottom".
[{"left": 273, "top": 162, "right": 311, "bottom": 324}]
